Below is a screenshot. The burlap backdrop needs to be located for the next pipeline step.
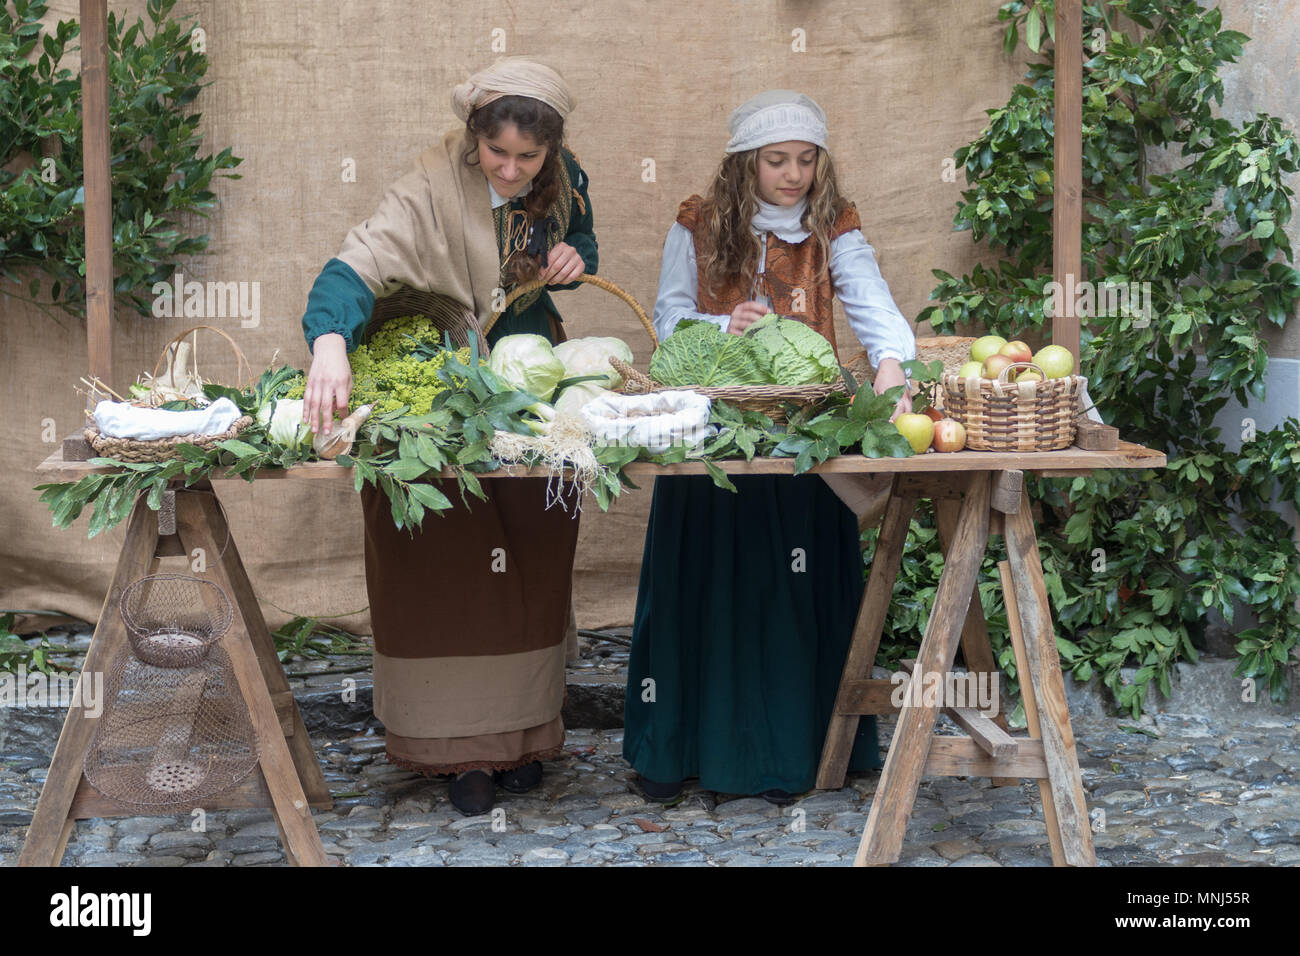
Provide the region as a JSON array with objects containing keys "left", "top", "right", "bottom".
[{"left": 1, "top": 0, "right": 1054, "bottom": 633}]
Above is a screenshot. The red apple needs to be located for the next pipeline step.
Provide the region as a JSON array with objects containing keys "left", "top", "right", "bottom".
[
  {"left": 925, "top": 406, "right": 944, "bottom": 422},
  {"left": 983, "top": 354, "right": 1013, "bottom": 379},
  {"left": 931, "top": 418, "right": 967, "bottom": 453},
  {"left": 998, "top": 340, "right": 1033, "bottom": 364}
]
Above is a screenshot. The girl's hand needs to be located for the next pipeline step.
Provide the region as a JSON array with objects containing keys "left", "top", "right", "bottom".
[
  {"left": 540, "top": 242, "right": 586, "bottom": 284},
  {"left": 303, "top": 333, "right": 352, "bottom": 436},
  {"left": 727, "top": 300, "right": 768, "bottom": 335},
  {"left": 872, "top": 358, "right": 913, "bottom": 422}
]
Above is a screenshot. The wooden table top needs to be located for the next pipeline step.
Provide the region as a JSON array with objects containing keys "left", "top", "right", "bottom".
[{"left": 36, "top": 441, "right": 1166, "bottom": 483}]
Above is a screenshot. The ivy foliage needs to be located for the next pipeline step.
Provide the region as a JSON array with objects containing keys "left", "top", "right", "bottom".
[
  {"left": 0, "top": 0, "right": 241, "bottom": 318},
  {"left": 907, "top": 0, "right": 1300, "bottom": 713}
]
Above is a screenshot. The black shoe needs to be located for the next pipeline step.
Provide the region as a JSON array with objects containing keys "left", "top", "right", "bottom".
[
  {"left": 634, "top": 775, "right": 683, "bottom": 804},
  {"left": 761, "top": 789, "right": 795, "bottom": 807},
  {"left": 449, "top": 770, "right": 495, "bottom": 815},
  {"left": 496, "top": 761, "right": 543, "bottom": 794}
]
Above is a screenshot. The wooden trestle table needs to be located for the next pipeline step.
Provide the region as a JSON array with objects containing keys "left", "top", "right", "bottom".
[{"left": 23, "top": 439, "right": 1164, "bottom": 866}]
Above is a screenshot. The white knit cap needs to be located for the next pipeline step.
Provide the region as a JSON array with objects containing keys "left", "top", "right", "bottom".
[{"left": 724, "top": 90, "right": 828, "bottom": 153}]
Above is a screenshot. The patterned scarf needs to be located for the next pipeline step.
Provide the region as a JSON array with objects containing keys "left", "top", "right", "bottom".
[{"left": 492, "top": 156, "right": 575, "bottom": 315}]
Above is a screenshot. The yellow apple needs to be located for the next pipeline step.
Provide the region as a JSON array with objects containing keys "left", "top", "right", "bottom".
[
  {"left": 970, "top": 335, "right": 1007, "bottom": 364},
  {"left": 1017, "top": 370, "right": 1043, "bottom": 383},
  {"left": 956, "top": 360, "right": 984, "bottom": 379},
  {"left": 1032, "top": 344, "right": 1076, "bottom": 379},
  {"left": 894, "top": 413, "right": 935, "bottom": 454}
]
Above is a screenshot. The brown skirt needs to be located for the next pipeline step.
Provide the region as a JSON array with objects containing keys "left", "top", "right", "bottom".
[{"left": 361, "top": 476, "right": 581, "bottom": 774}]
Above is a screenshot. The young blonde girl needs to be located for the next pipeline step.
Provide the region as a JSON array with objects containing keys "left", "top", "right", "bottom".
[{"left": 624, "top": 90, "right": 916, "bottom": 804}]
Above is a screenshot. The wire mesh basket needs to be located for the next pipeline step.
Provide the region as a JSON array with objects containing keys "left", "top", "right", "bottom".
[
  {"left": 84, "top": 645, "right": 259, "bottom": 807},
  {"left": 119, "top": 574, "right": 233, "bottom": 667},
  {"left": 84, "top": 573, "right": 258, "bottom": 808}
]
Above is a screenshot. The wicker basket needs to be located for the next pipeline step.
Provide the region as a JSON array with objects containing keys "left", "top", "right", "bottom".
[
  {"left": 486, "top": 274, "right": 657, "bottom": 343},
  {"left": 366, "top": 287, "right": 488, "bottom": 354},
  {"left": 367, "top": 275, "right": 655, "bottom": 356},
  {"left": 942, "top": 361, "right": 1083, "bottom": 452},
  {"left": 85, "top": 415, "right": 255, "bottom": 463},
  {"left": 611, "top": 357, "right": 845, "bottom": 423},
  {"left": 842, "top": 335, "right": 978, "bottom": 413},
  {"left": 84, "top": 325, "right": 255, "bottom": 463}
]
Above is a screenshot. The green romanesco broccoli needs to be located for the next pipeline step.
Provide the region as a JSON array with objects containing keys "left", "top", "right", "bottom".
[{"left": 286, "top": 315, "right": 477, "bottom": 415}]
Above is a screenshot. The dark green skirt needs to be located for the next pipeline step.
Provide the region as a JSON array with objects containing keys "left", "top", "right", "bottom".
[{"left": 623, "top": 474, "right": 882, "bottom": 795}]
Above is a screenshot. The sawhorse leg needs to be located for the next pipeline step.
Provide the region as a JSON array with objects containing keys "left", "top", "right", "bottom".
[
  {"left": 20, "top": 483, "right": 332, "bottom": 867},
  {"left": 817, "top": 475, "right": 916, "bottom": 789},
  {"left": 854, "top": 473, "right": 992, "bottom": 865}
]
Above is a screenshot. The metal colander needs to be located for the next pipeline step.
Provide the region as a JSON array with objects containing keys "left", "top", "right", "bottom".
[{"left": 84, "top": 574, "right": 259, "bottom": 808}]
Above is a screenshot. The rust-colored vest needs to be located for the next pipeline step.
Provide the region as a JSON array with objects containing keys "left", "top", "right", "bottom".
[{"left": 677, "top": 194, "right": 861, "bottom": 356}]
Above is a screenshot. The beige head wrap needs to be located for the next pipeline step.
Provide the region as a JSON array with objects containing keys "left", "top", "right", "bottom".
[{"left": 451, "top": 56, "right": 575, "bottom": 123}]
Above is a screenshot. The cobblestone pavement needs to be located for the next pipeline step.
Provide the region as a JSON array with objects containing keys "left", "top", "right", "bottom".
[
  {"left": 1, "top": 710, "right": 1297, "bottom": 867},
  {"left": 1, "top": 628, "right": 1297, "bottom": 866}
]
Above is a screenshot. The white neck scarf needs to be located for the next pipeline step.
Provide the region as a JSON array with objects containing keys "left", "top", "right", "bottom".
[
  {"left": 751, "top": 197, "right": 810, "bottom": 243},
  {"left": 488, "top": 179, "right": 531, "bottom": 210}
]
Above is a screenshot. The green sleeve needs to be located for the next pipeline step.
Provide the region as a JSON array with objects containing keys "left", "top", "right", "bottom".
[
  {"left": 301, "top": 258, "right": 376, "bottom": 354},
  {"left": 549, "top": 149, "right": 597, "bottom": 290}
]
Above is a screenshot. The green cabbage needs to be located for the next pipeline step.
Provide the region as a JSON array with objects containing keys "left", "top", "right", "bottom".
[
  {"left": 744, "top": 314, "right": 840, "bottom": 385},
  {"left": 487, "top": 334, "right": 567, "bottom": 401},
  {"left": 552, "top": 336, "right": 635, "bottom": 388},
  {"left": 648, "top": 320, "right": 771, "bottom": 387},
  {"left": 257, "top": 398, "right": 315, "bottom": 450},
  {"left": 553, "top": 382, "right": 613, "bottom": 418}
]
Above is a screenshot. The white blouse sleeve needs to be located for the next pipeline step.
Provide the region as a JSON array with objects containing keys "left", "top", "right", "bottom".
[
  {"left": 653, "top": 222, "right": 732, "bottom": 340},
  {"left": 830, "top": 230, "right": 917, "bottom": 368}
]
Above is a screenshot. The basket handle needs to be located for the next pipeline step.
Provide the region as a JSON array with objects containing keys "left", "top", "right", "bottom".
[
  {"left": 486, "top": 274, "right": 658, "bottom": 347},
  {"left": 992, "top": 361, "right": 1046, "bottom": 394},
  {"left": 150, "top": 325, "right": 255, "bottom": 394}
]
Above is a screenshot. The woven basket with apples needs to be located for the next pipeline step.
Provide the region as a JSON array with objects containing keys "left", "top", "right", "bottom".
[{"left": 936, "top": 335, "right": 1084, "bottom": 453}]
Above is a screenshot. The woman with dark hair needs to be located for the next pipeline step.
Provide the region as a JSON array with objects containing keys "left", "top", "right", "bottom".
[{"left": 299, "top": 57, "right": 597, "bottom": 815}]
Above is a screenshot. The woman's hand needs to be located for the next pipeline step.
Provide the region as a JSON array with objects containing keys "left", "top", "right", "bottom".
[
  {"left": 540, "top": 241, "right": 586, "bottom": 284},
  {"left": 303, "top": 333, "right": 352, "bottom": 436},
  {"left": 727, "top": 300, "right": 768, "bottom": 335},
  {"left": 872, "top": 358, "right": 913, "bottom": 422}
]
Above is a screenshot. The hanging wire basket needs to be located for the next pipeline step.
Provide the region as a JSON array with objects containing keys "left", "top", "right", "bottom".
[
  {"left": 84, "top": 573, "right": 258, "bottom": 808},
  {"left": 84, "top": 645, "right": 259, "bottom": 807},
  {"left": 119, "top": 574, "right": 233, "bottom": 667}
]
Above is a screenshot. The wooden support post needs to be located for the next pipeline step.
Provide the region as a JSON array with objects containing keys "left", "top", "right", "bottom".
[
  {"left": 991, "top": 470, "right": 1023, "bottom": 514},
  {"left": 855, "top": 473, "right": 991, "bottom": 866},
  {"left": 80, "top": 0, "right": 113, "bottom": 386},
  {"left": 1000, "top": 560, "right": 1068, "bottom": 866},
  {"left": 62, "top": 433, "right": 94, "bottom": 462},
  {"left": 1054, "top": 0, "right": 1083, "bottom": 361},
  {"left": 945, "top": 708, "right": 1017, "bottom": 760},
  {"left": 18, "top": 497, "right": 158, "bottom": 865},
  {"left": 1074, "top": 420, "right": 1119, "bottom": 450},
  {"left": 817, "top": 478, "right": 917, "bottom": 789},
  {"left": 933, "top": 496, "right": 1016, "bottom": 786},
  {"left": 1002, "top": 489, "right": 1096, "bottom": 866}
]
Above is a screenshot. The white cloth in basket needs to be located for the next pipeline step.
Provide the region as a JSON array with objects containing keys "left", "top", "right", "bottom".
[
  {"left": 93, "top": 397, "right": 242, "bottom": 441},
  {"left": 580, "top": 390, "right": 716, "bottom": 454}
]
